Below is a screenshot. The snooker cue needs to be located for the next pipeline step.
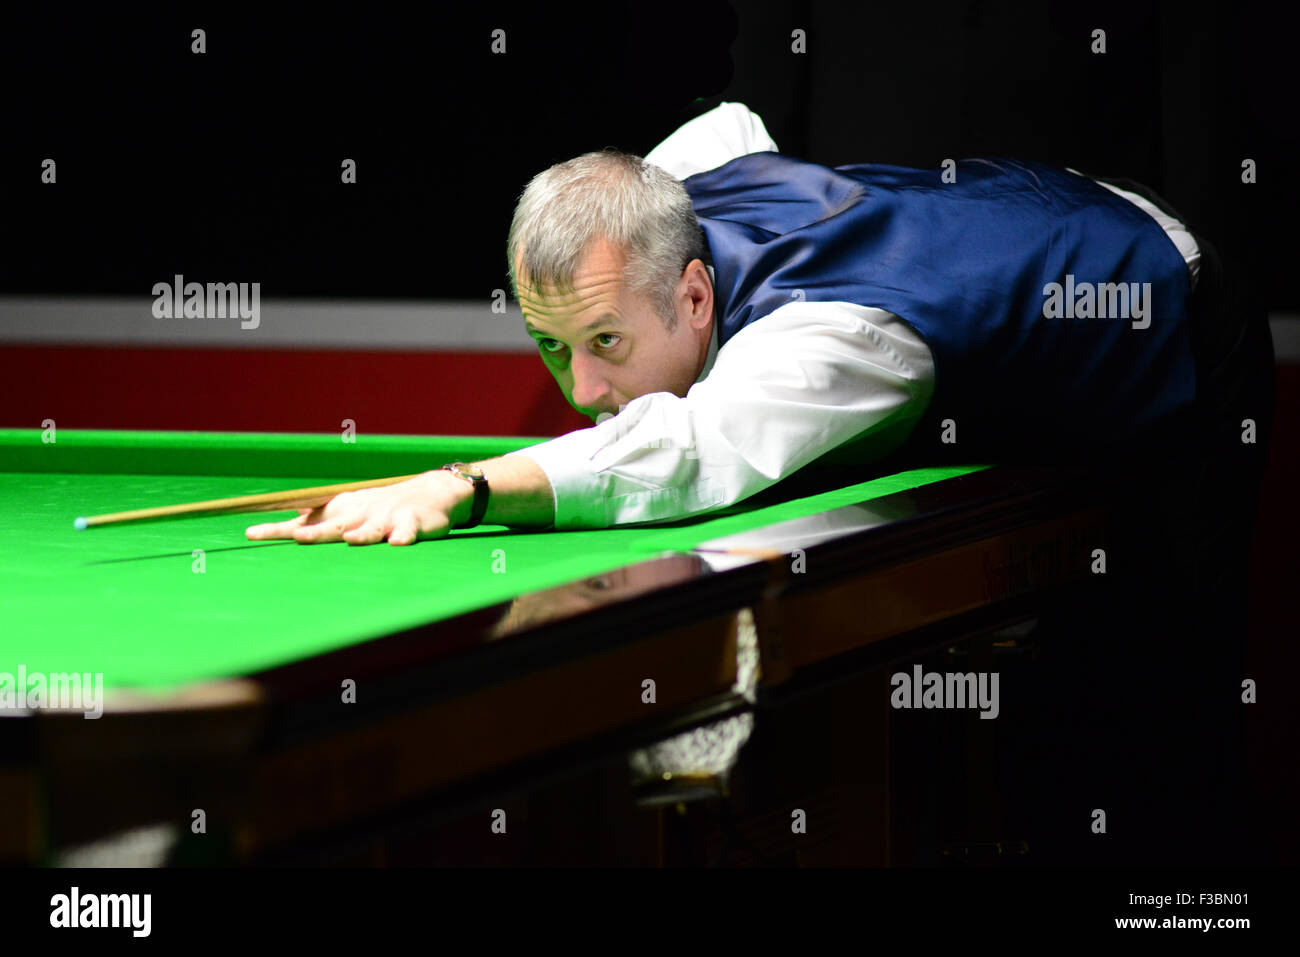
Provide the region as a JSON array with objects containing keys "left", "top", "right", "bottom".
[{"left": 73, "top": 474, "right": 423, "bottom": 530}]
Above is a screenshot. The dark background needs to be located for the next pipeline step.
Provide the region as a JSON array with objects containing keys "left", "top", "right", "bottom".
[{"left": 2, "top": 0, "right": 1295, "bottom": 311}]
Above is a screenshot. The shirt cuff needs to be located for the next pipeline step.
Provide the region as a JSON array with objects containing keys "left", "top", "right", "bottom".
[{"left": 503, "top": 434, "right": 605, "bottom": 529}]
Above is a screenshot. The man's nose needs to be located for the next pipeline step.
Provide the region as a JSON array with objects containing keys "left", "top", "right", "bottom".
[{"left": 569, "top": 353, "right": 612, "bottom": 416}]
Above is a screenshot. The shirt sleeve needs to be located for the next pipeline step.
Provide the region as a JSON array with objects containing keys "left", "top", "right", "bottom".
[
  {"left": 505, "top": 301, "right": 935, "bottom": 529},
  {"left": 644, "top": 101, "right": 779, "bottom": 180}
]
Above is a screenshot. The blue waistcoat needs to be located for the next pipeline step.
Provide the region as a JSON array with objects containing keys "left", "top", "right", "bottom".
[{"left": 681, "top": 152, "right": 1197, "bottom": 462}]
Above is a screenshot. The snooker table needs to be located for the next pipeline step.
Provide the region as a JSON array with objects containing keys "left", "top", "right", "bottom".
[{"left": 0, "top": 428, "right": 1113, "bottom": 865}]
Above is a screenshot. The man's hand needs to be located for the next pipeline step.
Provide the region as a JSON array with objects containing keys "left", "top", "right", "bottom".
[{"left": 245, "top": 470, "right": 473, "bottom": 546}]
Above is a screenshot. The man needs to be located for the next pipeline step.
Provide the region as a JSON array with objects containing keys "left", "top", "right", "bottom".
[
  {"left": 247, "top": 102, "right": 1270, "bottom": 549},
  {"left": 249, "top": 101, "right": 1273, "bottom": 863}
]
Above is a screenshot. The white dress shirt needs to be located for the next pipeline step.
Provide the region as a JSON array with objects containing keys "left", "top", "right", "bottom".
[{"left": 508, "top": 102, "right": 1201, "bottom": 529}]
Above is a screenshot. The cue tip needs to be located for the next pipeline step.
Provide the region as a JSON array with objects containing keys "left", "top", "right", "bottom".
[{"left": 74, "top": 516, "right": 88, "bottom": 531}]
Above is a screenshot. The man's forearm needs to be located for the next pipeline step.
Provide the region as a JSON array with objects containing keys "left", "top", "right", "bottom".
[{"left": 446, "top": 454, "right": 555, "bottom": 529}]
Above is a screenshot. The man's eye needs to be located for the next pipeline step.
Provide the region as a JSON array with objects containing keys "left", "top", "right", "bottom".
[
  {"left": 539, "top": 339, "right": 565, "bottom": 354},
  {"left": 595, "top": 333, "right": 621, "bottom": 349}
]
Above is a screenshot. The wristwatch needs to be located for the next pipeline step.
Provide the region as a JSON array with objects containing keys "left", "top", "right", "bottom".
[{"left": 439, "top": 462, "right": 490, "bottom": 529}]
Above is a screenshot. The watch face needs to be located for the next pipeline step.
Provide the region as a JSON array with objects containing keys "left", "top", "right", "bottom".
[{"left": 446, "top": 462, "right": 482, "bottom": 479}]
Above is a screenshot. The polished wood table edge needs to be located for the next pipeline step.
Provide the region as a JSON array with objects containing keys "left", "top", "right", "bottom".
[
  {"left": 20, "top": 604, "right": 753, "bottom": 857},
  {"left": 7, "top": 552, "right": 765, "bottom": 719},
  {"left": 239, "top": 608, "right": 746, "bottom": 851},
  {"left": 245, "top": 685, "right": 756, "bottom": 863},
  {"left": 689, "top": 465, "right": 1114, "bottom": 682}
]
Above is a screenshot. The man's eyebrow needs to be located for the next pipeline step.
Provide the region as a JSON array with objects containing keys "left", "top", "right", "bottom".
[{"left": 525, "top": 315, "right": 620, "bottom": 338}]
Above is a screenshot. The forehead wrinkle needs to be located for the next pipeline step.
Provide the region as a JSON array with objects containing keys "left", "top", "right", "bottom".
[
  {"left": 520, "top": 270, "right": 623, "bottom": 303},
  {"left": 519, "top": 272, "right": 627, "bottom": 332}
]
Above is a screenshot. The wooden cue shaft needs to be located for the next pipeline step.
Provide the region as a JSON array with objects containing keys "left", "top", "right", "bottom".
[{"left": 75, "top": 473, "right": 424, "bottom": 529}]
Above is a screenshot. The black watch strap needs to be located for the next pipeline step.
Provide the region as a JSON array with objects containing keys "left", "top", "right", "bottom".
[{"left": 440, "top": 463, "right": 489, "bottom": 529}]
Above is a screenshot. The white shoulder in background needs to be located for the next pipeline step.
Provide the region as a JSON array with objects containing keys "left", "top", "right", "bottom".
[{"left": 645, "top": 101, "right": 779, "bottom": 181}]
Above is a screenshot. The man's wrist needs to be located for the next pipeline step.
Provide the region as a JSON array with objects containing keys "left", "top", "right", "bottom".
[
  {"left": 421, "top": 469, "right": 477, "bottom": 528},
  {"left": 413, "top": 456, "right": 552, "bottom": 531}
]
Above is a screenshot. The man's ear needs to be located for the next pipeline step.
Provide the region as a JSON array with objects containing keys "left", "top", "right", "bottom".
[{"left": 682, "top": 258, "right": 713, "bottom": 329}]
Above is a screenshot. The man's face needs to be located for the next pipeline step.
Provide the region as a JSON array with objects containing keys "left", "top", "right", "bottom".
[{"left": 517, "top": 237, "right": 713, "bottom": 422}]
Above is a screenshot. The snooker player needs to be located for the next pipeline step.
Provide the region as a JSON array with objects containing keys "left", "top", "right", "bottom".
[
  {"left": 246, "top": 101, "right": 1273, "bottom": 548},
  {"left": 249, "top": 102, "right": 1272, "bottom": 864}
]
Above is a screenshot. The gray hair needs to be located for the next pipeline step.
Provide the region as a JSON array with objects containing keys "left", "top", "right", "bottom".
[{"left": 507, "top": 149, "right": 706, "bottom": 330}]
